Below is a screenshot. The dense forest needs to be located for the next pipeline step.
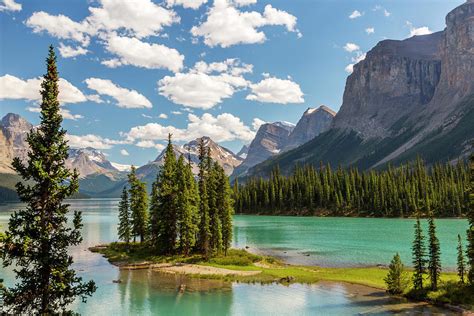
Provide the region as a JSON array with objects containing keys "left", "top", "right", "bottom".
[
  {"left": 118, "top": 135, "right": 234, "bottom": 257},
  {"left": 233, "top": 158, "right": 470, "bottom": 217}
]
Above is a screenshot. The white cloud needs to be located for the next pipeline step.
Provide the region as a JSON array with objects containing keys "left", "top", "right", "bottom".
[
  {"left": 373, "top": 5, "right": 390, "bottom": 17},
  {"left": 102, "top": 35, "right": 184, "bottom": 72},
  {"left": 58, "top": 43, "right": 89, "bottom": 58},
  {"left": 365, "top": 27, "right": 374, "bottom": 34},
  {"left": 27, "top": 106, "right": 83, "bottom": 121},
  {"left": 135, "top": 140, "right": 165, "bottom": 150},
  {"left": 343, "top": 42, "right": 360, "bottom": 52},
  {"left": 159, "top": 113, "right": 168, "bottom": 119},
  {"left": 406, "top": 21, "right": 432, "bottom": 37},
  {"left": 345, "top": 64, "right": 354, "bottom": 74},
  {"left": 232, "top": 0, "right": 257, "bottom": 6},
  {"left": 86, "top": 0, "right": 179, "bottom": 38},
  {"left": 66, "top": 134, "right": 125, "bottom": 149},
  {"left": 120, "top": 149, "right": 129, "bottom": 156},
  {"left": 191, "top": 0, "right": 298, "bottom": 48},
  {"left": 172, "top": 111, "right": 182, "bottom": 115},
  {"left": 124, "top": 112, "right": 255, "bottom": 143},
  {"left": 158, "top": 59, "right": 251, "bottom": 109},
  {"left": 246, "top": 77, "right": 304, "bottom": 104},
  {"left": 0, "top": 74, "right": 90, "bottom": 104},
  {"left": 0, "top": 0, "right": 21, "bottom": 11},
  {"left": 349, "top": 10, "right": 362, "bottom": 19},
  {"left": 345, "top": 52, "right": 366, "bottom": 74},
  {"left": 166, "top": 0, "right": 207, "bottom": 9},
  {"left": 384, "top": 9, "right": 391, "bottom": 17},
  {"left": 26, "top": 11, "right": 91, "bottom": 46},
  {"left": 252, "top": 118, "right": 265, "bottom": 131},
  {"left": 85, "top": 78, "right": 152, "bottom": 109}
]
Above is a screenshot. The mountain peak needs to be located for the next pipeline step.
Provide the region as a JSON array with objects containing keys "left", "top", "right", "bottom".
[{"left": 304, "top": 105, "right": 337, "bottom": 116}]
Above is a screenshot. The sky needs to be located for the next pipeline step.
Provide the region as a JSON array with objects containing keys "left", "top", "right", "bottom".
[{"left": 0, "top": 0, "right": 465, "bottom": 167}]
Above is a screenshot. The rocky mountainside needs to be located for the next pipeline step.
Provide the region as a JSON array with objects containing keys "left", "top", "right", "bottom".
[
  {"left": 0, "top": 113, "right": 33, "bottom": 173},
  {"left": 138, "top": 136, "right": 242, "bottom": 179},
  {"left": 283, "top": 106, "right": 335, "bottom": 151},
  {"left": 231, "top": 121, "right": 295, "bottom": 179},
  {"left": 245, "top": 0, "right": 474, "bottom": 178},
  {"left": 66, "top": 147, "right": 126, "bottom": 178},
  {"left": 236, "top": 144, "right": 249, "bottom": 159}
]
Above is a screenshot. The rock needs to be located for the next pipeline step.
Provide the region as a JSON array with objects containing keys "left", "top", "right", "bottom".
[
  {"left": 113, "top": 279, "right": 122, "bottom": 283},
  {"left": 279, "top": 276, "right": 295, "bottom": 283}
]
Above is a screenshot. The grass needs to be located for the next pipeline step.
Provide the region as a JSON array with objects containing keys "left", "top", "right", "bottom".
[{"left": 90, "top": 243, "right": 472, "bottom": 310}]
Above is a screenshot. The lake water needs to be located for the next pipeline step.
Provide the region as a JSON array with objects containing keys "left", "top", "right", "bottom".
[{"left": 0, "top": 199, "right": 468, "bottom": 315}]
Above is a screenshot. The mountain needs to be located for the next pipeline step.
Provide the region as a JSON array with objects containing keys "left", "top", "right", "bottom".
[
  {"left": 245, "top": 0, "right": 474, "bottom": 178},
  {"left": 231, "top": 121, "right": 295, "bottom": 179},
  {"left": 236, "top": 144, "right": 249, "bottom": 159},
  {"left": 139, "top": 136, "right": 242, "bottom": 179},
  {"left": 283, "top": 105, "right": 336, "bottom": 151},
  {"left": 0, "top": 113, "right": 33, "bottom": 173},
  {"left": 66, "top": 147, "right": 125, "bottom": 178}
]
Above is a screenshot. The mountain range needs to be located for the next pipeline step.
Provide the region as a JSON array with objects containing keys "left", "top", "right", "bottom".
[{"left": 1, "top": 1, "right": 473, "bottom": 199}]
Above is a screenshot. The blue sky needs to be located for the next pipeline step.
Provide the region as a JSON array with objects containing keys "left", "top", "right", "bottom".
[{"left": 0, "top": 0, "right": 464, "bottom": 166}]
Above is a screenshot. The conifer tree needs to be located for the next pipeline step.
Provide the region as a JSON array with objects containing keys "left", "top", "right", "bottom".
[
  {"left": 0, "top": 46, "right": 96, "bottom": 314},
  {"left": 128, "top": 166, "right": 148, "bottom": 243},
  {"left": 468, "top": 153, "right": 474, "bottom": 284},
  {"left": 196, "top": 138, "right": 211, "bottom": 258},
  {"left": 412, "top": 216, "right": 427, "bottom": 290},
  {"left": 176, "top": 155, "right": 199, "bottom": 255},
  {"left": 216, "top": 163, "right": 234, "bottom": 255},
  {"left": 457, "top": 234, "right": 466, "bottom": 284},
  {"left": 151, "top": 134, "right": 178, "bottom": 254},
  {"left": 208, "top": 161, "right": 223, "bottom": 254},
  {"left": 427, "top": 212, "right": 441, "bottom": 290},
  {"left": 118, "top": 187, "right": 131, "bottom": 245},
  {"left": 384, "top": 253, "right": 407, "bottom": 294}
]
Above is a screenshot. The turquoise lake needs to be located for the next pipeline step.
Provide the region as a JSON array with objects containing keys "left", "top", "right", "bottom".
[{"left": 0, "top": 199, "right": 468, "bottom": 315}]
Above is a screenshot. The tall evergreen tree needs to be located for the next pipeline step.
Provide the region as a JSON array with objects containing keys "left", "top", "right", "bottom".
[
  {"left": 128, "top": 166, "right": 148, "bottom": 243},
  {"left": 457, "top": 234, "right": 466, "bottom": 284},
  {"left": 0, "top": 46, "right": 96, "bottom": 314},
  {"left": 151, "top": 134, "right": 178, "bottom": 254},
  {"left": 412, "top": 216, "right": 427, "bottom": 290},
  {"left": 384, "top": 253, "right": 407, "bottom": 294},
  {"left": 208, "top": 161, "right": 223, "bottom": 255},
  {"left": 468, "top": 153, "right": 474, "bottom": 284},
  {"left": 196, "top": 138, "right": 211, "bottom": 258},
  {"left": 427, "top": 212, "right": 441, "bottom": 290},
  {"left": 118, "top": 187, "right": 131, "bottom": 245},
  {"left": 216, "top": 163, "right": 234, "bottom": 255}
]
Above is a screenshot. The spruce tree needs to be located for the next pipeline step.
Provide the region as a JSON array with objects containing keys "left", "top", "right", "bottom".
[
  {"left": 427, "top": 212, "right": 441, "bottom": 290},
  {"left": 457, "top": 234, "right": 466, "bottom": 284},
  {"left": 208, "top": 161, "right": 223, "bottom": 255},
  {"left": 196, "top": 138, "right": 211, "bottom": 258},
  {"left": 151, "top": 134, "right": 178, "bottom": 254},
  {"left": 128, "top": 166, "right": 148, "bottom": 243},
  {"left": 216, "top": 163, "right": 234, "bottom": 255},
  {"left": 384, "top": 253, "right": 407, "bottom": 294},
  {"left": 412, "top": 216, "right": 427, "bottom": 290},
  {"left": 176, "top": 155, "right": 199, "bottom": 255},
  {"left": 468, "top": 153, "right": 474, "bottom": 284},
  {"left": 118, "top": 187, "right": 131, "bottom": 245},
  {"left": 0, "top": 46, "right": 96, "bottom": 314}
]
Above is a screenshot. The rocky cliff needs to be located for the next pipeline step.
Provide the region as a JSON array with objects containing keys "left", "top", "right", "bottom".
[
  {"left": 245, "top": 0, "right": 474, "bottom": 178},
  {"left": 283, "top": 105, "right": 335, "bottom": 151}
]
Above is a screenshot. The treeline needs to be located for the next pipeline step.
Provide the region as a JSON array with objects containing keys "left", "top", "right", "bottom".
[
  {"left": 117, "top": 135, "right": 233, "bottom": 257},
  {"left": 234, "top": 159, "right": 470, "bottom": 217}
]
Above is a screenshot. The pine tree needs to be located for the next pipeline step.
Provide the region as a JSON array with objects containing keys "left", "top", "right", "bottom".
[
  {"left": 468, "top": 153, "right": 474, "bottom": 284},
  {"left": 0, "top": 46, "right": 96, "bottom": 314},
  {"left": 151, "top": 134, "right": 178, "bottom": 254},
  {"left": 118, "top": 187, "right": 131, "bottom": 245},
  {"left": 176, "top": 155, "right": 199, "bottom": 255},
  {"left": 216, "top": 163, "right": 234, "bottom": 255},
  {"left": 128, "top": 166, "right": 149, "bottom": 243},
  {"left": 457, "top": 234, "right": 466, "bottom": 284},
  {"left": 412, "top": 216, "right": 427, "bottom": 290},
  {"left": 208, "top": 161, "right": 223, "bottom": 255},
  {"left": 384, "top": 253, "right": 407, "bottom": 294},
  {"left": 427, "top": 212, "right": 441, "bottom": 290},
  {"left": 196, "top": 138, "right": 211, "bottom": 258}
]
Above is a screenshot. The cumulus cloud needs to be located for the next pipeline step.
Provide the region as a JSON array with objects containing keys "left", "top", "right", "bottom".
[
  {"left": 58, "top": 43, "right": 89, "bottom": 58},
  {"left": 135, "top": 140, "right": 165, "bottom": 150},
  {"left": 191, "top": 0, "right": 299, "bottom": 47},
  {"left": 406, "top": 21, "right": 432, "bottom": 37},
  {"left": 67, "top": 134, "right": 126, "bottom": 149},
  {"left": 232, "top": 0, "right": 257, "bottom": 6},
  {"left": 102, "top": 35, "right": 184, "bottom": 72},
  {"left": 252, "top": 118, "right": 266, "bottom": 131},
  {"left": 166, "top": 0, "right": 207, "bottom": 9},
  {"left": 0, "top": 74, "right": 91, "bottom": 104},
  {"left": 343, "top": 42, "right": 360, "bottom": 52},
  {"left": 349, "top": 10, "right": 362, "bottom": 19},
  {"left": 345, "top": 52, "right": 366, "bottom": 74},
  {"left": 246, "top": 77, "right": 304, "bottom": 104},
  {"left": 0, "top": 0, "right": 21, "bottom": 11},
  {"left": 85, "top": 78, "right": 152, "bottom": 109},
  {"left": 27, "top": 106, "right": 83, "bottom": 121},
  {"left": 159, "top": 113, "right": 168, "bottom": 119},
  {"left": 365, "top": 27, "right": 375, "bottom": 34},
  {"left": 120, "top": 149, "right": 129, "bottom": 156},
  {"left": 158, "top": 59, "right": 252, "bottom": 109},
  {"left": 124, "top": 112, "right": 255, "bottom": 143}
]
